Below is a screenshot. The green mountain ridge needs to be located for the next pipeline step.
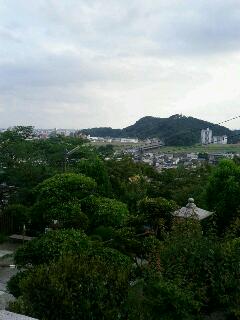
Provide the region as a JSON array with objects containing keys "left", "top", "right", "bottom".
[{"left": 81, "top": 114, "right": 239, "bottom": 146}]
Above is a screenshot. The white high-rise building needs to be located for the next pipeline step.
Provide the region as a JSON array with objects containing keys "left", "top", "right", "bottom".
[{"left": 201, "top": 128, "right": 213, "bottom": 145}]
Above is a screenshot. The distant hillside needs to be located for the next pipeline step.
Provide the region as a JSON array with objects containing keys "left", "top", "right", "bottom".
[
  {"left": 81, "top": 114, "right": 238, "bottom": 146},
  {"left": 81, "top": 127, "right": 121, "bottom": 138},
  {"left": 234, "top": 130, "right": 240, "bottom": 137}
]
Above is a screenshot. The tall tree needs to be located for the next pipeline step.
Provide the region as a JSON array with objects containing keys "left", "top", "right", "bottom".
[{"left": 205, "top": 160, "right": 240, "bottom": 234}]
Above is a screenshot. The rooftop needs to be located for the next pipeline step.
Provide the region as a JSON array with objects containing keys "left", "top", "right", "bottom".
[{"left": 174, "top": 198, "right": 213, "bottom": 220}]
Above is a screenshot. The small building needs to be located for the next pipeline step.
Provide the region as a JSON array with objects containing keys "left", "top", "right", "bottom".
[
  {"left": 120, "top": 138, "right": 139, "bottom": 143},
  {"left": 187, "top": 153, "right": 198, "bottom": 160},
  {"left": 213, "top": 135, "right": 228, "bottom": 144},
  {"left": 209, "top": 153, "right": 225, "bottom": 164},
  {"left": 174, "top": 198, "right": 213, "bottom": 220}
]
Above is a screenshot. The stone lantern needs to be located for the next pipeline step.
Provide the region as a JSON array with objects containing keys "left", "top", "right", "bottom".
[{"left": 174, "top": 198, "right": 213, "bottom": 220}]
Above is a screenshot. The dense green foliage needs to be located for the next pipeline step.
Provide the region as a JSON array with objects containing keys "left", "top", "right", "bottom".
[
  {"left": 75, "top": 157, "right": 111, "bottom": 195},
  {"left": 30, "top": 173, "right": 96, "bottom": 230},
  {"left": 81, "top": 195, "right": 129, "bottom": 229},
  {"left": 10, "top": 253, "right": 132, "bottom": 320},
  {"left": 137, "top": 197, "right": 177, "bottom": 236},
  {"left": 35, "top": 173, "right": 97, "bottom": 203},
  {"left": 206, "top": 159, "right": 240, "bottom": 233},
  {"left": 128, "top": 277, "right": 201, "bottom": 320},
  {"left": 105, "top": 157, "right": 153, "bottom": 211},
  {"left": 1, "top": 127, "right": 240, "bottom": 319},
  {"left": 7, "top": 271, "right": 29, "bottom": 298},
  {"left": 3, "top": 204, "right": 29, "bottom": 233},
  {"left": 14, "top": 229, "right": 90, "bottom": 266}
]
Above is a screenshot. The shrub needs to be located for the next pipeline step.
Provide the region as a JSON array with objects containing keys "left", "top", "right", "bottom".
[
  {"left": 159, "top": 219, "right": 218, "bottom": 307},
  {"left": 11, "top": 252, "right": 132, "bottom": 320},
  {"left": 35, "top": 173, "right": 97, "bottom": 203},
  {"left": 211, "top": 238, "right": 240, "bottom": 317},
  {"left": 30, "top": 173, "right": 97, "bottom": 230},
  {"left": 33, "top": 201, "right": 89, "bottom": 230},
  {"left": 205, "top": 160, "right": 240, "bottom": 234},
  {"left": 7, "top": 271, "right": 29, "bottom": 298},
  {"left": 14, "top": 229, "right": 90, "bottom": 267},
  {"left": 137, "top": 197, "right": 177, "bottom": 236},
  {"left": 92, "top": 226, "right": 115, "bottom": 241},
  {"left": 128, "top": 277, "right": 201, "bottom": 320},
  {"left": 76, "top": 157, "right": 112, "bottom": 196},
  {"left": 158, "top": 220, "right": 240, "bottom": 316},
  {"left": 81, "top": 195, "right": 129, "bottom": 228}
]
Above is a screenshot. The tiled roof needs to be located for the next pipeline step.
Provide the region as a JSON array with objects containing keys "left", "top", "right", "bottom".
[{"left": 174, "top": 198, "right": 213, "bottom": 220}]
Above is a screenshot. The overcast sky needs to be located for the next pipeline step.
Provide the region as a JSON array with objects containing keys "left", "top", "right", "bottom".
[{"left": 1, "top": 0, "right": 240, "bottom": 129}]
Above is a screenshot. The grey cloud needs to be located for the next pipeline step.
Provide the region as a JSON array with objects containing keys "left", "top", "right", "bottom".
[
  {"left": 0, "top": 26, "right": 22, "bottom": 42},
  {"left": 38, "top": 0, "right": 240, "bottom": 55},
  {"left": 1, "top": 0, "right": 240, "bottom": 128},
  {"left": 2, "top": 0, "right": 240, "bottom": 58},
  {"left": 163, "top": 1, "right": 240, "bottom": 54},
  {"left": 0, "top": 53, "right": 122, "bottom": 93}
]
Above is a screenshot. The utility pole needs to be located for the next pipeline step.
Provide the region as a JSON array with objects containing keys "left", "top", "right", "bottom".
[{"left": 63, "top": 145, "right": 82, "bottom": 172}]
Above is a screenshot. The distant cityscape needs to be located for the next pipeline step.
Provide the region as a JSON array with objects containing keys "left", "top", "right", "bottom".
[
  {"left": 1, "top": 126, "right": 239, "bottom": 172},
  {"left": 0, "top": 126, "right": 230, "bottom": 145}
]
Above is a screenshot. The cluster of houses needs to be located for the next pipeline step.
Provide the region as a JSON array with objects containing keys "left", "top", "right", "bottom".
[
  {"left": 0, "top": 128, "right": 142, "bottom": 143},
  {"left": 0, "top": 128, "right": 78, "bottom": 139},
  {"left": 87, "top": 136, "right": 139, "bottom": 143},
  {"left": 130, "top": 151, "right": 237, "bottom": 171},
  {"left": 34, "top": 128, "right": 77, "bottom": 139}
]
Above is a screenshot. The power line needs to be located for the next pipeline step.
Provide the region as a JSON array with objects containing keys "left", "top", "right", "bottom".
[
  {"left": 216, "top": 115, "right": 240, "bottom": 126},
  {"left": 165, "top": 114, "right": 240, "bottom": 144},
  {"left": 202, "top": 115, "right": 240, "bottom": 145}
]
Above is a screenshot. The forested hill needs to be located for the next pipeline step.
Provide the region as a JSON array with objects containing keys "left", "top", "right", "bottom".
[
  {"left": 81, "top": 114, "right": 236, "bottom": 146},
  {"left": 234, "top": 129, "right": 240, "bottom": 137}
]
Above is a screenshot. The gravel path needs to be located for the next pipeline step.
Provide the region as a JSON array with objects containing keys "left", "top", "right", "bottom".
[{"left": 0, "top": 242, "right": 22, "bottom": 310}]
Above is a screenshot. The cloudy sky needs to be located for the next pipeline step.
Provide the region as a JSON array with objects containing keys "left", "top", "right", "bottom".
[{"left": 1, "top": 0, "right": 240, "bottom": 129}]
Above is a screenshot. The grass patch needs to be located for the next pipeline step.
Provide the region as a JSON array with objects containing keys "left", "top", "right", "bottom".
[
  {"left": 157, "top": 144, "right": 240, "bottom": 154},
  {"left": 90, "top": 141, "right": 240, "bottom": 154}
]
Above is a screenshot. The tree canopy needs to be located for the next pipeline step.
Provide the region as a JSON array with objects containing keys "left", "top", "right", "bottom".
[
  {"left": 1, "top": 127, "right": 240, "bottom": 319},
  {"left": 205, "top": 159, "right": 240, "bottom": 233}
]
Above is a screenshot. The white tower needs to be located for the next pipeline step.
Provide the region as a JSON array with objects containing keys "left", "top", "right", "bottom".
[{"left": 201, "top": 128, "right": 213, "bottom": 145}]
